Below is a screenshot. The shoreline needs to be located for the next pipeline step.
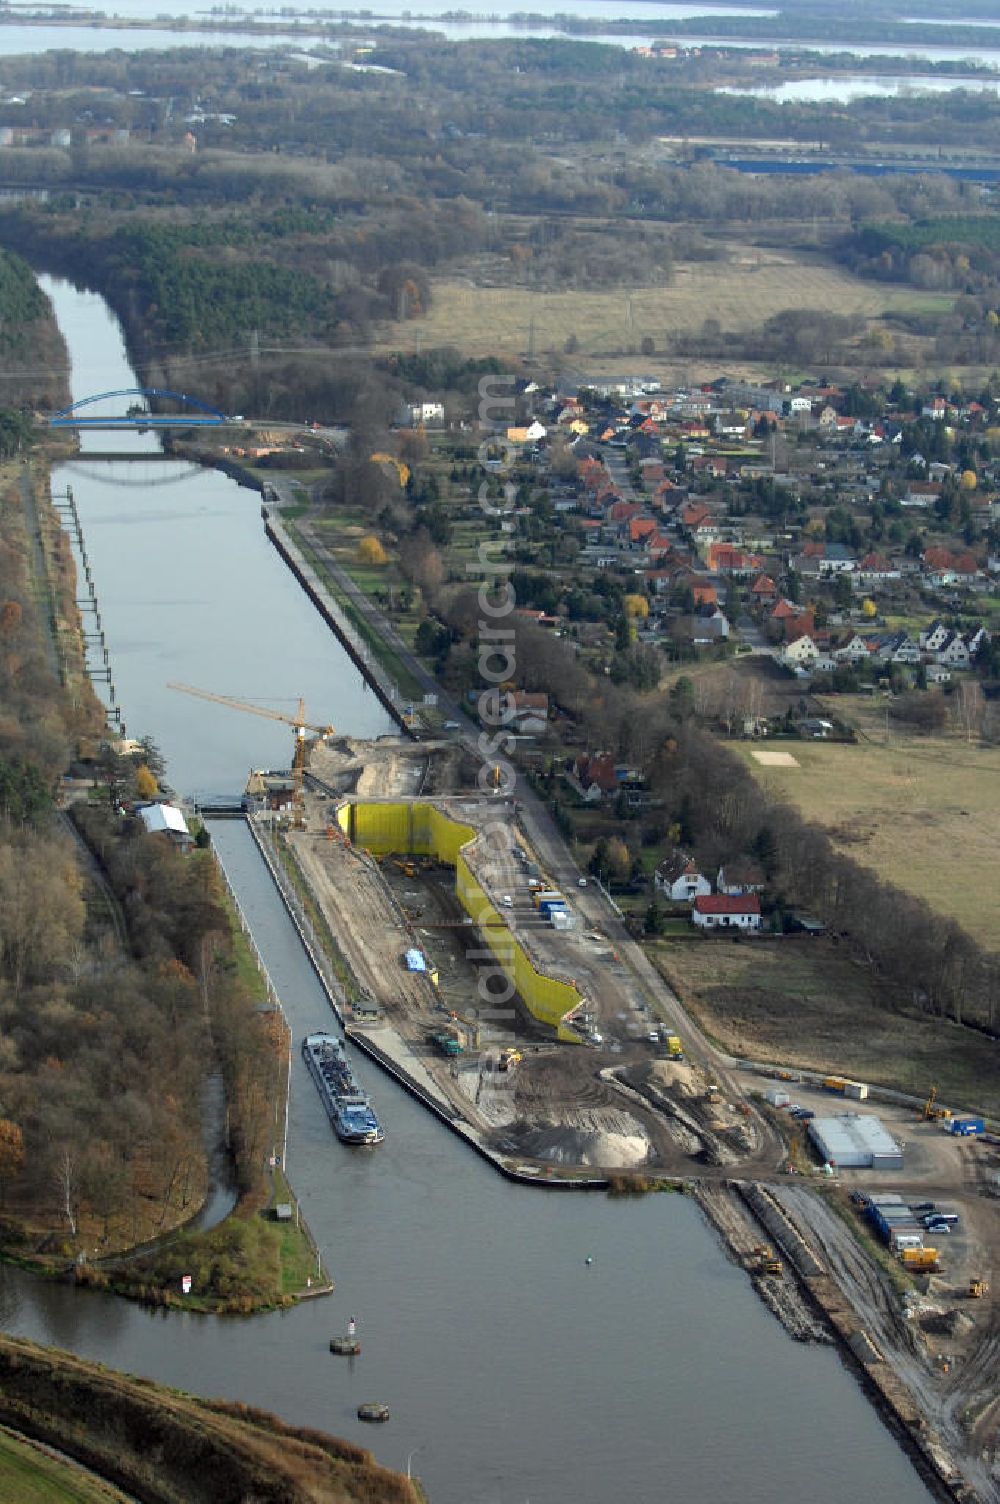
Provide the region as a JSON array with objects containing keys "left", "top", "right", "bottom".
[
  {"left": 243, "top": 803, "right": 976, "bottom": 1503},
  {"left": 231, "top": 505, "right": 992, "bottom": 1501}
]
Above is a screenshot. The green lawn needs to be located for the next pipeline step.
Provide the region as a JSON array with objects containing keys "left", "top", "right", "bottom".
[{"left": 0, "top": 1429, "right": 130, "bottom": 1503}]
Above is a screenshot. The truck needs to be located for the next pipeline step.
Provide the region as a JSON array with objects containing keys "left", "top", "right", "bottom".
[
  {"left": 534, "top": 890, "right": 562, "bottom": 910},
  {"left": 538, "top": 898, "right": 565, "bottom": 919},
  {"left": 498, "top": 1047, "right": 522, "bottom": 1072},
  {"left": 663, "top": 1033, "right": 684, "bottom": 1060},
  {"left": 949, "top": 1117, "right": 985, "bottom": 1136},
  {"left": 429, "top": 1028, "right": 464, "bottom": 1058},
  {"left": 823, "top": 1076, "right": 848, "bottom": 1094}
]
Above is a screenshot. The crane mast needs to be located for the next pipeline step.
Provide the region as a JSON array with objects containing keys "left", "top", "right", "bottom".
[{"left": 167, "top": 681, "right": 334, "bottom": 828}]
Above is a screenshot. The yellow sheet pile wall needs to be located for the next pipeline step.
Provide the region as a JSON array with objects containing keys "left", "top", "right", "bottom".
[{"left": 337, "top": 800, "right": 580, "bottom": 1039}]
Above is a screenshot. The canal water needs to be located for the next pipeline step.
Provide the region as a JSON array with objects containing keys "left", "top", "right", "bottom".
[{"left": 0, "top": 274, "right": 935, "bottom": 1502}]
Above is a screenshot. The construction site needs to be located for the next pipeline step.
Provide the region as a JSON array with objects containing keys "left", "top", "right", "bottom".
[{"left": 215, "top": 716, "right": 1000, "bottom": 1503}]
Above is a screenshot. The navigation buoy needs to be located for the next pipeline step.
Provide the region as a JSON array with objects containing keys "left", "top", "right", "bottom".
[{"left": 348, "top": 1316, "right": 357, "bottom": 1339}]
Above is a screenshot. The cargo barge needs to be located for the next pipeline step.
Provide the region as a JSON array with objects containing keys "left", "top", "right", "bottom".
[{"left": 302, "top": 1032, "right": 384, "bottom": 1145}]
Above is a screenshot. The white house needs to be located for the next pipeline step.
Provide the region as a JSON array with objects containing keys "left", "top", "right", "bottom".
[
  {"left": 936, "top": 633, "right": 972, "bottom": 670},
  {"left": 401, "top": 401, "right": 445, "bottom": 427},
  {"left": 835, "top": 633, "right": 875, "bottom": 663},
  {"left": 136, "top": 801, "right": 192, "bottom": 849},
  {"left": 780, "top": 635, "right": 820, "bottom": 670},
  {"left": 920, "top": 619, "right": 950, "bottom": 653},
  {"left": 655, "top": 852, "right": 712, "bottom": 904},
  {"left": 692, "top": 894, "right": 762, "bottom": 931}
]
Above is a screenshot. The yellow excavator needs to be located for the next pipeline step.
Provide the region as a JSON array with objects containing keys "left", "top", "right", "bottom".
[
  {"left": 751, "top": 1244, "right": 783, "bottom": 1277},
  {"left": 922, "top": 1086, "right": 952, "bottom": 1123}
]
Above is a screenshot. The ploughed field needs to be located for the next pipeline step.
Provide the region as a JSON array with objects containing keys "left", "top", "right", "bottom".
[
  {"left": 734, "top": 713, "right": 1000, "bottom": 952},
  {"left": 373, "top": 247, "right": 928, "bottom": 367}
]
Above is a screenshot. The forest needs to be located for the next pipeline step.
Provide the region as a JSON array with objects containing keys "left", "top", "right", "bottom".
[
  {"left": 2, "top": 38, "right": 1000, "bottom": 400},
  {"left": 0, "top": 450, "right": 279, "bottom": 1263}
]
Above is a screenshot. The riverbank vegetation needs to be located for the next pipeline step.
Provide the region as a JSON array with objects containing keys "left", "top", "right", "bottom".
[
  {"left": 0, "top": 445, "right": 302, "bottom": 1306},
  {"left": 0, "top": 1335, "right": 419, "bottom": 1504}
]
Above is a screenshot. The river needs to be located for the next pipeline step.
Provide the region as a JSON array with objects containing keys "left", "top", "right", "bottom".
[
  {"left": 0, "top": 274, "right": 936, "bottom": 1502},
  {"left": 5, "top": 0, "right": 1000, "bottom": 63}
]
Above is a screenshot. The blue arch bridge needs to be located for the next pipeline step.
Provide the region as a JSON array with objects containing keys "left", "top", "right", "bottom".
[{"left": 49, "top": 387, "right": 227, "bottom": 429}]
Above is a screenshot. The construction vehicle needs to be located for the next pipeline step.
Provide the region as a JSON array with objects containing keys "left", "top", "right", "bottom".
[
  {"left": 922, "top": 1086, "right": 951, "bottom": 1122},
  {"left": 391, "top": 858, "right": 417, "bottom": 879},
  {"left": 663, "top": 1033, "right": 684, "bottom": 1060},
  {"left": 498, "top": 1047, "right": 522, "bottom": 1072},
  {"left": 751, "top": 1244, "right": 782, "bottom": 1277},
  {"left": 429, "top": 1027, "right": 464, "bottom": 1058},
  {"left": 169, "top": 682, "right": 334, "bottom": 829},
  {"left": 969, "top": 1278, "right": 990, "bottom": 1299}
]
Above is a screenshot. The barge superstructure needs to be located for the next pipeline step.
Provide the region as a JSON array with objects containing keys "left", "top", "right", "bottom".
[{"left": 303, "top": 1032, "right": 384, "bottom": 1145}]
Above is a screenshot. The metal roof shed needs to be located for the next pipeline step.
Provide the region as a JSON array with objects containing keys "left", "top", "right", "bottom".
[{"left": 808, "top": 1114, "right": 903, "bottom": 1171}]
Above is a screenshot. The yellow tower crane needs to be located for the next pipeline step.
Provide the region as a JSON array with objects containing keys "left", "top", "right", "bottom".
[{"left": 168, "top": 682, "right": 335, "bottom": 828}]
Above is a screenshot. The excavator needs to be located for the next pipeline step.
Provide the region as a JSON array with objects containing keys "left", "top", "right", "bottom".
[
  {"left": 751, "top": 1244, "right": 783, "bottom": 1277},
  {"left": 922, "top": 1086, "right": 952, "bottom": 1123},
  {"left": 969, "top": 1279, "right": 990, "bottom": 1299}
]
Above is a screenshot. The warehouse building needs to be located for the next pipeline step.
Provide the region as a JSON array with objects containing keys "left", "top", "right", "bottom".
[{"left": 808, "top": 1114, "right": 904, "bottom": 1171}]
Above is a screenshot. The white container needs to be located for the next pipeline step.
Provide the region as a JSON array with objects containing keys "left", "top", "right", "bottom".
[
  {"left": 845, "top": 1081, "right": 869, "bottom": 1100},
  {"left": 765, "top": 1089, "right": 791, "bottom": 1108}
]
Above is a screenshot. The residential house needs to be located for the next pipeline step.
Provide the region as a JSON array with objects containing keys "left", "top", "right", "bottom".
[
  {"left": 878, "top": 630, "right": 921, "bottom": 665},
  {"left": 817, "top": 542, "right": 857, "bottom": 577},
  {"left": 655, "top": 852, "right": 712, "bottom": 904},
  {"left": 750, "top": 573, "right": 778, "bottom": 606},
  {"left": 935, "top": 633, "right": 972, "bottom": 670},
  {"left": 835, "top": 632, "right": 876, "bottom": 663},
  {"left": 508, "top": 692, "right": 550, "bottom": 734},
  {"left": 919, "top": 619, "right": 951, "bottom": 653},
  {"left": 693, "top": 604, "right": 730, "bottom": 641},
  {"left": 572, "top": 753, "right": 618, "bottom": 801},
  {"left": 716, "top": 859, "right": 766, "bottom": 896},
  {"left": 856, "top": 552, "right": 900, "bottom": 586},
  {"left": 902, "top": 481, "right": 942, "bottom": 509},
  {"left": 505, "top": 420, "right": 547, "bottom": 445},
  {"left": 401, "top": 401, "right": 445, "bottom": 426},
  {"left": 692, "top": 894, "right": 762, "bottom": 931},
  {"left": 780, "top": 634, "right": 820, "bottom": 670}
]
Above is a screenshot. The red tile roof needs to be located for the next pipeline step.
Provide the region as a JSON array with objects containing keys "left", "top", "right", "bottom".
[{"left": 694, "top": 894, "right": 761, "bottom": 916}]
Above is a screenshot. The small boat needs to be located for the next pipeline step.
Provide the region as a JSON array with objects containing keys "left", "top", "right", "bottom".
[{"left": 357, "top": 1402, "right": 390, "bottom": 1423}]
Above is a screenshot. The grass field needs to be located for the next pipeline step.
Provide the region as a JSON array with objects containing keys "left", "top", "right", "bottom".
[
  {"left": 654, "top": 936, "right": 1000, "bottom": 1116},
  {"left": 374, "top": 249, "right": 916, "bottom": 363},
  {"left": 734, "top": 709, "right": 1000, "bottom": 950},
  {"left": 0, "top": 1428, "right": 130, "bottom": 1503}
]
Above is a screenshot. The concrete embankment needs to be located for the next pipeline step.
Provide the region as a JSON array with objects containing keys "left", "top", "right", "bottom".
[{"left": 261, "top": 505, "right": 410, "bottom": 733}]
